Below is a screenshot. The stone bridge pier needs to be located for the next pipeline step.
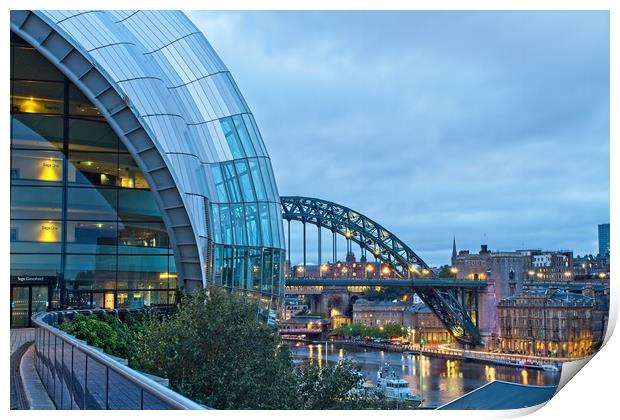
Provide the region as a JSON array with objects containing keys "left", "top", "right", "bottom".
[{"left": 307, "top": 286, "right": 362, "bottom": 317}]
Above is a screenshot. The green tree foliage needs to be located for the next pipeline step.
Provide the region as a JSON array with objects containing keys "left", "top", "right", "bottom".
[
  {"left": 382, "top": 322, "right": 407, "bottom": 338},
  {"left": 362, "top": 287, "right": 410, "bottom": 302},
  {"left": 296, "top": 359, "right": 388, "bottom": 409},
  {"left": 436, "top": 265, "right": 456, "bottom": 278},
  {"left": 60, "top": 289, "right": 406, "bottom": 409},
  {"left": 59, "top": 313, "right": 146, "bottom": 362},
  {"left": 134, "top": 288, "right": 300, "bottom": 409}
]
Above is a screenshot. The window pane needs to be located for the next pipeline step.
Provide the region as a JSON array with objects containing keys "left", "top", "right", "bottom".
[
  {"left": 68, "top": 118, "right": 119, "bottom": 152},
  {"left": 259, "top": 203, "right": 272, "bottom": 247},
  {"left": 11, "top": 114, "right": 64, "bottom": 150},
  {"left": 64, "top": 254, "right": 117, "bottom": 290},
  {"left": 11, "top": 149, "right": 64, "bottom": 185},
  {"left": 67, "top": 187, "right": 118, "bottom": 221},
  {"left": 11, "top": 220, "right": 62, "bottom": 253},
  {"left": 222, "top": 163, "right": 241, "bottom": 202},
  {"left": 118, "top": 154, "right": 149, "bottom": 189},
  {"left": 11, "top": 254, "right": 62, "bottom": 277},
  {"left": 68, "top": 151, "right": 118, "bottom": 186},
  {"left": 248, "top": 159, "right": 267, "bottom": 200},
  {"left": 232, "top": 114, "right": 257, "bottom": 156},
  {"left": 66, "top": 221, "right": 117, "bottom": 254},
  {"left": 116, "top": 255, "right": 170, "bottom": 291},
  {"left": 11, "top": 186, "right": 62, "bottom": 219},
  {"left": 12, "top": 45, "right": 64, "bottom": 81},
  {"left": 68, "top": 85, "right": 101, "bottom": 117},
  {"left": 118, "top": 222, "right": 170, "bottom": 254},
  {"left": 235, "top": 160, "right": 256, "bottom": 201},
  {"left": 220, "top": 117, "right": 245, "bottom": 159},
  {"left": 245, "top": 204, "right": 261, "bottom": 246},
  {"left": 231, "top": 204, "right": 247, "bottom": 245},
  {"left": 12, "top": 80, "right": 64, "bottom": 114},
  {"left": 118, "top": 190, "right": 162, "bottom": 221}
]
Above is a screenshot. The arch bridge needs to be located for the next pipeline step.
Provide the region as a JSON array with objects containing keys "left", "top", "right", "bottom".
[{"left": 280, "top": 196, "right": 484, "bottom": 346}]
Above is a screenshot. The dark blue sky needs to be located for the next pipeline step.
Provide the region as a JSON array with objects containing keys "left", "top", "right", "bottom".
[{"left": 188, "top": 10, "right": 610, "bottom": 266}]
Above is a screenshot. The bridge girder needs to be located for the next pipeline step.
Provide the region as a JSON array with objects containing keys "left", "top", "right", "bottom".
[{"left": 280, "top": 196, "right": 482, "bottom": 346}]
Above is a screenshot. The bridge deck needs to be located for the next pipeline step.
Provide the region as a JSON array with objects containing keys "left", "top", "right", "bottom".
[{"left": 285, "top": 277, "right": 488, "bottom": 288}]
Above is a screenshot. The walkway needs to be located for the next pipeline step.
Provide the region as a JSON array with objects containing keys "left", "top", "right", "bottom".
[
  {"left": 10, "top": 328, "right": 34, "bottom": 355},
  {"left": 10, "top": 328, "right": 55, "bottom": 410}
]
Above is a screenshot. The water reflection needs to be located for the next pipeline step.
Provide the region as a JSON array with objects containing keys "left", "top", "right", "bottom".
[{"left": 289, "top": 343, "right": 560, "bottom": 407}]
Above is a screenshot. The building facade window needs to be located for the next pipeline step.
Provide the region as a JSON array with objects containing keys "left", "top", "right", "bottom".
[{"left": 10, "top": 33, "right": 176, "bottom": 316}]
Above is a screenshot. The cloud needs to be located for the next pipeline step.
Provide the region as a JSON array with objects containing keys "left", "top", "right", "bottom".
[{"left": 188, "top": 10, "right": 610, "bottom": 266}]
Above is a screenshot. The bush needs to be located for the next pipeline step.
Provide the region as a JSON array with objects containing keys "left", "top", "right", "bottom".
[{"left": 59, "top": 312, "right": 149, "bottom": 364}]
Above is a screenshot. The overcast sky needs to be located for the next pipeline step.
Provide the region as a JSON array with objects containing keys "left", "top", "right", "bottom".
[{"left": 188, "top": 10, "right": 610, "bottom": 266}]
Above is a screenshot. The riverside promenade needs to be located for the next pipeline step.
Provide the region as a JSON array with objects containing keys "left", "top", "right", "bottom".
[{"left": 327, "top": 338, "right": 579, "bottom": 368}]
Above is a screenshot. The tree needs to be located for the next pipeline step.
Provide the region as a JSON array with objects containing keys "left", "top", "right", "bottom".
[
  {"left": 296, "top": 359, "right": 388, "bottom": 409},
  {"left": 134, "top": 289, "right": 398, "bottom": 409},
  {"left": 382, "top": 322, "right": 407, "bottom": 338},
  {"left": 134, "top": 288, "right": 300, "bottom": 409},
  {"left": 437, "top": 265, "right": 456, "bottom": 278}
]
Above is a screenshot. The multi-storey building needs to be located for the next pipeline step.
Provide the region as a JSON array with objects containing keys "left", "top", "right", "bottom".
[
  {"left": 598, "top": 223, "right": 610, "bottom": 257},
  {"left": 521, "top": 250, "right": 574, "bottom": 281},
  {"left": 573, "top": 254, "right": 610, "bottom": 280},
  {"left": 497, "top": 288, "right": 594, "bottom": 358},
  {"left": 352, "top": 299, "right": 407, "bottom": 327},
  {"left": 351, "top": 299, "right": 450, "bottom": 343},
  {"left": 452, "top": 244, "right": 527, "bottom": 345},
  {"left": 404, "top": 302, "right": 452, "bottom": 344},
  {"left": 282, "top": 297, "right": 308, "bottom": 321}
]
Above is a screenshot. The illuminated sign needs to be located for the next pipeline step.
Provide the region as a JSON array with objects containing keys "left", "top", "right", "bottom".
[{"left": 11, "top": 275, "right": 55, "bottom": 284}]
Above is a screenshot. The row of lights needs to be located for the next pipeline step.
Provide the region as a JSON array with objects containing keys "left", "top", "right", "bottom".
[{"left": 527, "top": 270, "right": 573, "bottom": 278}]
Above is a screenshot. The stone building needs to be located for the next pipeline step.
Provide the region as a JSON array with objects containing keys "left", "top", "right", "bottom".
[
  {"left": 453, "top": 244, "right": 527, "bottom": 345},
  {"left": 521, "top": 250, "right": 574, "bottom": 281},
  {"left": 404, "top": 302, "right": 452, "bottom": 344},
  {"left": 497, "top": 288, "right": 594, "bottom": 358},
  {"left": 352, "top": 299, "right": 451, "bottom": 344},
  {"left": 352, "top": 298, "right": 407, "bottom": 327}
]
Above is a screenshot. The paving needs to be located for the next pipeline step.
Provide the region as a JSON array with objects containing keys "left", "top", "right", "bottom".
[
  {"left": 10, "top": 328, "right": 55, "bottom": 410},
  {"left": 20, "top": 345, "right": 56, "bottom": 409},
  {"left": 10, "top": 328, "right": 34, "bottom": 355}
]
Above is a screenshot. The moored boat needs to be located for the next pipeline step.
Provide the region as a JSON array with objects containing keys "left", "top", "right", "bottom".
[{"left": 375, "top": 363, "right": 423, "bottom": 406}]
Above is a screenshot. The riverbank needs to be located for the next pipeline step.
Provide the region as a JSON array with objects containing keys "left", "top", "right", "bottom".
[
  {"left": 287, "top": 341, "right": 560, "bottom": 408},
  {"left": 304, "top": 338, "right": 568, "bottom": 371}
]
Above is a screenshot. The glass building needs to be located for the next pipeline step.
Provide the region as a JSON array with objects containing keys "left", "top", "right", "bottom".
[
  {"left": 10, "top": 10, "right": 285, "bottom": 327},
  {"left": 598, "top": 223, "right": 610, "bottom": 257}
]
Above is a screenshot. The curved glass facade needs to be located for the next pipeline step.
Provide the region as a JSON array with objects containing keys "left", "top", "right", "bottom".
[
  {"left": 10, "top": 33, "right": 177, "bottom": 316},
  {"left": 10, "top": 10, "right": 286, "bottom": 324}
]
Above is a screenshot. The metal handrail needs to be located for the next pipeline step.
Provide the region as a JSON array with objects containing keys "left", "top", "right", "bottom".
[{"left": 32, "top": 311, "right": 207, "bottom": 410}]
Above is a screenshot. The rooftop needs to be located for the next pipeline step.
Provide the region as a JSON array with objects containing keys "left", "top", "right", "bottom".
[
  {"left": 437, "top": 380, "right": 557, "bottom": 410},
  {"left": 498, "top": 288, "right": 594, "bottom": 307}
]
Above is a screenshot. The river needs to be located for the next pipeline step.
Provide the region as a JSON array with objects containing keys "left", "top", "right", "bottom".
[{"left": 287, "top": 342, "right": 561, "bottom": 408}]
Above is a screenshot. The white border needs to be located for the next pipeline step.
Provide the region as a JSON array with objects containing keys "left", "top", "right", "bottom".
[{"left": 2, "top": 2, "right": 617, "bottom": 419}]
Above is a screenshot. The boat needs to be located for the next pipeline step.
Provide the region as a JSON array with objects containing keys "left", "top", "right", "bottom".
[{"left": 375, "top": 363, "right": 423, "bottom": 406}]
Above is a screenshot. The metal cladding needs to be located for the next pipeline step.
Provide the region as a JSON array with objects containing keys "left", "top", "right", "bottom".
[{"left": 11, "top": 10, "right": 285, "bottom": 293}]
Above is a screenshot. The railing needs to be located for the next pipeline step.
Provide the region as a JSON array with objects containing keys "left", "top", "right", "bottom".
[{"left": 32, "top": 310, "right": 206, "bottom": 410}]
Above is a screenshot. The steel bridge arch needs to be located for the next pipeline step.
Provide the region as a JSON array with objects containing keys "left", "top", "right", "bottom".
[
  {"left": 281, "top": 196, "right": 429, "bottom": 276},
  {"left": 280, "top": 196, "right": 482, "bottom": 346}
]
